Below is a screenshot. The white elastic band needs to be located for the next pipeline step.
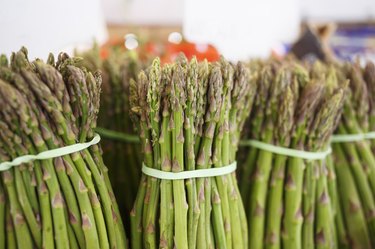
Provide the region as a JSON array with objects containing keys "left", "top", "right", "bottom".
[
  {"left": 331, "top": 131, "right": 375, "bottom": 143},
  {"left": 0, "top": 134, "right": 101, "bottom": 171},
  {"left": 239, "top": 139, "right": 331, "bottom": 160},
  {"left": 142, "top": 161, "right": 237, "bottom": 180}
]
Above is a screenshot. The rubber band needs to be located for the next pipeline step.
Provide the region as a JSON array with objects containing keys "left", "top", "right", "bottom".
[
  {"left": 95, "top": 127, "right": 140, "bottom": 144},
  {"left": 0, "top": 134, "right": 101, "bottom": 171},
  {"left": 141, "top": 161, "right": 237, "bottom": 180},
  {"left": 239, "top": 139, "right": 331, "bottom": 160},
  {"left": 331, "top": 131, "right": 375, "bottom": 143}
]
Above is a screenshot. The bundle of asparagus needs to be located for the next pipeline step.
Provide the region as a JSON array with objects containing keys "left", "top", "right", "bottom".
[
  {"left": 239, "top": 60, "right": 346, "bottom": 249},
  {"left": 329, "top": 61, "right": 375, "bottom": 249},
  {"left": 129, "top": 54, "right": 255, "bottom": 249},
  {"left": 0, "top": 48, "right": 127, "bottom": 249},
  {"left": 78, "top": 47, "right": 144, "bottom": 231}
]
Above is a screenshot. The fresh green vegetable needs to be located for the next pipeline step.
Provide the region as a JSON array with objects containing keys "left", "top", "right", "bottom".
[
  {"left": 330, "top": 61, "right": 375, "bottom": 249},
  {"left": 0, "top": 48, "right": 127, "bottom": 249},
  {"left": 78, "top": 47, "right": 144, "bottom": 233},
  {"left": 239, "top": 60, "right": 346, "bottom": 249},
  {"left": 129, "top": 54, "right": 255, "bottom": 249}
]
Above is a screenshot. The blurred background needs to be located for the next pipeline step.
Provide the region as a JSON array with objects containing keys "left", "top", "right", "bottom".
[{"left": 0, "top": 0, "right": 374, "bottom": 62}]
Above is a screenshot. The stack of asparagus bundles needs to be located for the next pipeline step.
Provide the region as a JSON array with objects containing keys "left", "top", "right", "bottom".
[
  {"left": 79, "top": 47, "right": 143, "bottom": 230},
  {"left": 329, "top": 61, "right": 375, "bottom": 249},
  {"left": 0, "top": 48, "right": 127, "bottom": 249},
  {"left": 129, "top": 54, "right": 256, "bottom": 249},
  {"left": 239, "top": 60, "right": 346, "bottom": 249}
]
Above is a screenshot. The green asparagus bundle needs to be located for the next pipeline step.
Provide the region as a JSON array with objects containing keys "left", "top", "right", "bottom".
[
  {"left": 239, "top": 60, "right": 346, "bottom": 249},
  {"left": 0, "top": 48, "right": 127, "bottom": 249},
  {"left": 129, "top": 54, "right": 255, "bottom": 249},
  {"left": 78, "top": 47, "right": 144, "bottom": 231},
  {"left": 329, "top": 61, "right": 375, "bottom": 249}
]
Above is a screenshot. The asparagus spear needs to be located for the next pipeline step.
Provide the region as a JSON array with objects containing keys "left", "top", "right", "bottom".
[
  {"left": 79, "top": 47, "right": 144, "bottom": 234},
  {"left": 249, "top": 65, "right": 292, "bottom": 249},
  {"left": 185, "top": 58, "right": 200, "bottom": 249},
  {"left": 0, "top": 180, "right": 5, "bottom": 249},
  {"left": 265, "top": 69, "right": 298, "bottom": 249},
  {"left": 159, "top": 64, "right": 175, "bottom": 249}
]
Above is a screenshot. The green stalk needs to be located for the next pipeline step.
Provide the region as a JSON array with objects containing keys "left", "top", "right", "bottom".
[
  {"left": 81, "top": 48, "right": 143, "bottom": 233},
  {"left": 332, "top": 143, "right": 371, "bottom": 248},
  {"left": 106, "top": 57, "right": 136, "bottom": 216},
  {"left": 239, "top": 148, "right": 259, "bottom": 205},
  {"left": 204, "top": 177, "right": 213, "bottom": 248},
  {"left": 229, "top": 62, "right": 255, "bottom": 249},
  {"left": 83, "top": 150, "right": 125, "bottom": 248},
  {"left": 34, "top": 163, "right": 54, "bottom": 249},
  {"left": 196, "top": 179, "right": 206, "bottom": 249},
  {"left": 14, "top": 168, "right": 42, "bottom": 246},
  {"left": 264, "top": 154, "right": 288, "bottom": 249},
  {"left": 250, "top": 66, "right": 290, "bottom": 249},
  {"left": 20, "top": 168, "right": 40, "bottom": 220},
  {"left": 2, "top": 171, "right": 34, "bottom": 249},
  {"left": 338, "top": 103, "right": 375, "bottom": 197},
  {"left": 0, "top": 129, "right": 40, "bottom": 248},
  {"left": 5, "top": 204, "right": 16, "bottom": 249},
  {"left": 314, "top": 160, "right": 335, "bottom": 249},
  {"left": 53, "top": 157, "right": 85, "bottom": 248},
  {"left": 88, "top": 145, "right": 128, "bottom": 249},
  {"left": 171, "top": 62, "right": 189, "bottom": 249},
  {"left": 301, "top": 160, "right": 317, "bottom": 249},
  {"left": 42, "top": 160, "right": 70, "bottom": 249},
  {"left": 65, "top": 157, "right": 101, "bottom": 248},
  {"left": 239, "top": 66, "right": 271, "bottom": 206},
  {"left": 326, "top": 155, "right": 349, "bottom": 249},
  {"left": 184, "top": 59, "right": 200, "bottom": 249},
  {"left": 67, "top": 220, "right": 80, "bottom": 249},
  {"left": 248, "top": 129, "right": 273, "bottom": 249},
  {"left": 194, "top": 60, "right": 210, "bottom": 249},
  {"left": 159, "top": 95, "right": 174, "bottom": 249},
  {"left": 130, "top": 71, "right": 152, "bottom": 249},
  {"left": 196, "top": 64, "right": 223, "bottom": 249},
  {"left": 0, "top": 181, "right": 5, "bottom": 249},
  {"left": 144, "top": 59, "right": 162, "bottom": 249},
  {"left": 264, "top": 78, "right": 297, "bottom": 249},
  {"left": 32, "top": 144, "right": 73, "bottom": 249},
  {"left": 336, "top": 125, "right": 375, "bottom": 244},
  {"left": 130, "top": 175, "right": 147, "bottom": 249},
  {"left": 282, "top": 76, "right": 326, "bottom": 249},
  {"left": 211, "top": 180, "right": 226, "bottom": 248},
  {"left": 59, "top": 65, "right": 111, "bottom": 249},
  {"left": 282, "top": 146, "right": 305, "bottom": 249},
  {"left": 211, "top": 59, "right": 233, "bottom": 249},
  {"left": 133, "top": 71, "right": 155, "bottom": 249}
]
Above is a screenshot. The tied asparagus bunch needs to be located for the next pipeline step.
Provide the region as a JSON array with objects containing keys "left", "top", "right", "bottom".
[
  {"left": 129, "top": 54, "right": 255, "bottom": 249},
  {"left": 239, "top": 60, "right": 346, "bottom": 249},
  {"left": 0, "top": 48, "right": 127, "bottom": 249},
  {"left": 329, "top": 61, "right": 375, "bottom": 249},
  {"left": 79, "top": 47, "right": 144, "bottom": 232}
]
